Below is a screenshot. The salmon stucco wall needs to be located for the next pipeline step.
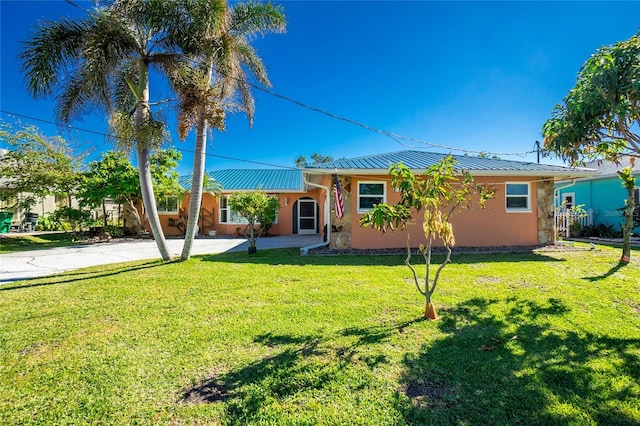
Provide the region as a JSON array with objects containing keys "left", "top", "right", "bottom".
[
  {"left": 335, "top": 175, "right": 545, "bottom": 249},
  {"left": 159, "top": 190, "right": 325, "bottom": 237}
]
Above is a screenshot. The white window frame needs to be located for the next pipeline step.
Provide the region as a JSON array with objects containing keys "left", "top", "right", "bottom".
[
  {"left": 562, "top": 192, "right": 575, "bottom": 210},
  {"left": 505, "top": 182, "right": 531, "bottom": 213},
  {"left": 157, "top": 196, "right": 179, "bottom": 214},
  {"left": 357, "top": 181, "right": 386, "bottom": 213},
  {"left": 218, "top": 195, "right": 278, "bottom": 225}
]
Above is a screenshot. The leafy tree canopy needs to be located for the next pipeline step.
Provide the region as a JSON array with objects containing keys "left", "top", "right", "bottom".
[
  {"left": 542, "top": 32, "right": 640, "bottom": 164},
  {"left": 79, "top": 150, "right": 140, "bottom": 209},
  {"left": 0, "top": 123, "right": 84, "bottom": 205},
  {"left": 149, "top": 147, "right": 183, "bottom": 198},
  {"left": 295, "top": 153, "right": 337, "bottom": 168},
  {"left": 228, "top": 190, "right": 279, "bottom": 253}
]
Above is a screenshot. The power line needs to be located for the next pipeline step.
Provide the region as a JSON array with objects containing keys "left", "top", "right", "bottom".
[
  {"left": 1, "top": 110, "right": 569, "bottom": 186},
  {"left": 23, "top": 0, "right": 539, "bottom": 160},
  {"left": 0, "top": 110, "right": 298, "bottom": 170},
  {"left": 179, "top": 53, "right": 539, "bottom": 158}
]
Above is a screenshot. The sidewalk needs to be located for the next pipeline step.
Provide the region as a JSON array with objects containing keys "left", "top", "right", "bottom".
[{"left": 0, "top": 234, "right": 324, "bottom": 283}]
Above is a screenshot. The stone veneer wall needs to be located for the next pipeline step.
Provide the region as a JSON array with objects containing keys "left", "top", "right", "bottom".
[
  {"left": 330, "top": 175, "right": 353, "bottom": 249},
  {"left": 537, "top": 179, "right": 555, "bottom": 245}
]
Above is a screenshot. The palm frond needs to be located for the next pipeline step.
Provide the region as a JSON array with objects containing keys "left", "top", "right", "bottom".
[
  {"left": 229, "top": 1, "right": 286, "bottom": 40},
  {"left": 20, "top": 17, "right": 91, "bottom": 97}
]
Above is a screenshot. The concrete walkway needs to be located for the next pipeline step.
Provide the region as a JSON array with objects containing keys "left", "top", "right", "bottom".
[{"left": 0, "top": 234, "right": 324, "bottom": 283}]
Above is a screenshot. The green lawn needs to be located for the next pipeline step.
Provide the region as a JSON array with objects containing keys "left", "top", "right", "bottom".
[
  {"left": 1, "top": 244, "right": 639, "bottom": 425},
  {"left": 0, "top": 232, "right": 74, "bottom": 253}
]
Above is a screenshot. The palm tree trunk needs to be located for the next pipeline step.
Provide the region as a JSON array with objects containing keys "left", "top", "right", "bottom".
[
  {"left": 181, "top": 107, "right": 208, "bottom": 260},
  {"left": 136, "top": 58, "right": 172, "bottom": 261},
  {"left": 181, "top": 64, "right": 213, "bottom": 261},
  {"left": 138, "top": 145, "right": 173, "bottom": 260}
]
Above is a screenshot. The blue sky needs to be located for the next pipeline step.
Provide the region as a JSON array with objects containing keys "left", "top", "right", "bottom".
[{"left": 1, "top": 1, "right": 639, "bottom": 175}]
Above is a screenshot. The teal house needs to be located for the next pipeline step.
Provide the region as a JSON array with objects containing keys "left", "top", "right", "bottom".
[{"left": 555, "top": 156, "right": 640, "bottom": 235}]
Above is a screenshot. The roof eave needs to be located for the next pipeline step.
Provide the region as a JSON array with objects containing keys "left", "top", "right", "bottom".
[
  {"left": 220, "top": 189, "right": 307, "bottom": 193},
  {"left": 304, "top": 168, "right": 599, "bottom": 179}
]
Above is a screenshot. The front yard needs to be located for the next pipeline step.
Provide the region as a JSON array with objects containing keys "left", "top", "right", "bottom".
[{"left": 1, "top": 244, "right": 639, "bottom": 425}]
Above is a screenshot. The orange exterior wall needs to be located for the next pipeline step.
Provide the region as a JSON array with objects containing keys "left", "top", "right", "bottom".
[
  {"left": 159, "top": 189, "right": 326, "bottom": 237},
  {"left": 344, "top": 175, "right": 541, "bottom": 249}
]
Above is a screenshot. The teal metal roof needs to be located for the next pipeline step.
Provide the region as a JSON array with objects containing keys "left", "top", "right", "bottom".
[
  {"left": 180, "top": 169, "right": 304, "bottom": 192},
  {"left": 305, "top": 150, "right": 597, "bottom": 177}
]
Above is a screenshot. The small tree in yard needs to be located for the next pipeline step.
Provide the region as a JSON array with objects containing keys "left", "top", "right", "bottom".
[
  {"left": 79, "top": 150, "right": 140, "bottom": 230},
  {"left": 228, "top": 191, "right": 279, "bottom": 254},
  {"left": 618, "top": 167, "right": 637, "bottom": 263},
  {"left": 360, "top": 156, "right": 495, "bottom": 320}
]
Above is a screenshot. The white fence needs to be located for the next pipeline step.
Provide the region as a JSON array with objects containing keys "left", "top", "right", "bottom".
[{"left": 555, "top": 208, "right": 594, "bottom": 238}]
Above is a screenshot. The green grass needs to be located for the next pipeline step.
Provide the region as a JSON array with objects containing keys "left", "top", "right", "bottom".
[
  {"left": 0, "top": 232, "right": 74, "bottom": 253},
  {"left": 1, "top": 244, "right": 639, "bottom": 425}
]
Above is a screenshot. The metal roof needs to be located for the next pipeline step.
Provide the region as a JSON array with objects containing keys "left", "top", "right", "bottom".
[
  {"left": 584, "top": 156, "right": 640, "bottom": 176},
  {"left": 305, "top": 150, "right": 597, "bottom": 177},
  {"left": 180, "top": 169, "right": 304, "bottom": 192}
]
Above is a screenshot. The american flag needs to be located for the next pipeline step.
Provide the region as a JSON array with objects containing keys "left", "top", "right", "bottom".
[{"left": 333, "top": 174, "right": 345, "bottom": 218}]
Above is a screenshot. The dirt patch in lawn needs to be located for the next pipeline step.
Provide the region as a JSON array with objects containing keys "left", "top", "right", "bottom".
[
  {"left": 179, "top": 373, "right": 229, "bottom": 404},
  {"left": 401, "top": 377, "right": 454, "bottom": 409}
]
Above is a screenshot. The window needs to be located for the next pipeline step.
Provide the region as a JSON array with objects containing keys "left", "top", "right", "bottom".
[
  {"left": 219, "top": 196, "right": 248, "bottom": 224},
  {"left": 357, "top": 182, "right": 385, "bottom": 212},
  {"left": 634, "top": 188, "right": 639, "bottom": 205},
  {"left": 157, "top": 196, "right": 178, "bottom": 214},
  {"left": 218, "top": 196, "right": 279, "bottom": 225},
  {"left": 505, "top": 183, "right": 531, "bottom": 212},
  {"left": 562, "top": 192, "right": 575, "bottom": 210}
]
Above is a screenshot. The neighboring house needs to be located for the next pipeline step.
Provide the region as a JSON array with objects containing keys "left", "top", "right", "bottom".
[
  {"left": 0, "top": 193, "right": 122, "bottom": 232},
  {"left": 555, "top": 156, "right": 640, "bottom": 234},
  {"left": 164, "top": 150, "right": 597, "bottom": 249},
  {"left": 0, "top": 147, "right": 119, "bottom": 232}
]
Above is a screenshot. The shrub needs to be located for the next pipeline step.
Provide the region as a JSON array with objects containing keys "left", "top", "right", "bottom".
[
  {"left": 36, "top": 214, "right": 64, "bottom": 231},
  {"left": 104, "top": 224, "right": 125, "bottom": 238},
  {"left": 581, "top": 223, "right": 622, "bottom": 238}
]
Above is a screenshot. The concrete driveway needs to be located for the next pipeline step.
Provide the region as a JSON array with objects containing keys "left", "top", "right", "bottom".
[{"left": 0, "top": 234, "right": 324, "bottom": 283}]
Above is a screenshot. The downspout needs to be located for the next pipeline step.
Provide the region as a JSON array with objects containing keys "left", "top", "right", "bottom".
[
  {"left": 553, "top": 179, "right": 576, "bottom": 243},
  {"left": 300, "top": 173, "right": 331, "bottom": 255}
]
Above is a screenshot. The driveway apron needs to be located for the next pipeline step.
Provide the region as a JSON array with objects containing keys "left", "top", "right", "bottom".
[{"left": 0, "top": 235, "right": 323, "bottom": 283}]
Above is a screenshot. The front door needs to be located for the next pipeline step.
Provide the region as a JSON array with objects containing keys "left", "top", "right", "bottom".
[{"left": 298, "top": 199, "right": 317, "bottom": 234}]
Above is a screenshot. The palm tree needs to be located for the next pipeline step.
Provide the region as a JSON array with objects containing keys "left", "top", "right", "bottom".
[
  {"left": 20, "top": 0, "right": 180, "bottom": 261},
  {"left": 168, "top": 0, "right": 286, "bottom": 260}
]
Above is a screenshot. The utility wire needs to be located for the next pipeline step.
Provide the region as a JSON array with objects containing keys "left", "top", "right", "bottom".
[
  {"left": 180, "top": 52, "right": 539, "bottom": 158},
  {"left": 0, "top": 110, "right": 299, "bottom": 170},
  {"left": 27, "top": 0, "right": 540, "bottom": 160}
]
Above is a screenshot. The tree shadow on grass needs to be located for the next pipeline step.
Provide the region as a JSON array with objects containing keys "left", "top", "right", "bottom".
[
  {"left": 584, "top": 262, "right": 626, "bottom": 282},
  {"left": 0, "top": 260, "right": 166, "bottom": 291},
  {"left": 176, "top": 297, "right": 639, "bottom": 424},
  {"left": 179, "top": 332, "right": 329, "bottom": 420},
  {"left": 397, "top": 297, "right": 640, "bottom": 425},
  {"left": 178, "top": 320, "right": 423, "bottom": 422}
]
